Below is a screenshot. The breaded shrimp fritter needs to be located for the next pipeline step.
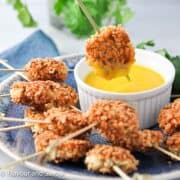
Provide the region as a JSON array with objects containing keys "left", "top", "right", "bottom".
[
  {"left": 24, "top": 58, "right": 67, "bottom": 81},
  {"left": 85, "top": 144, "right": 138, "bottom": 174},
  {"left": 166, "top": 132, "right": 180, "bottom": 156},
  {"left": 87, "top": 100, "right": 139, "bottom": 146},
  {"left": 24, "top": 107, "right": 88, "bottom": 138},
  {"left": 158, "top": 98, "right": 180, "bottom": 134},
  {"left": 129, "top": 130, "right": 163, "bottom": 152},
  {"left": 86, "top": 25, "right": 135, "bottom": 78},
  {"left": 10, "top": 81, "right": 78, "bottom": 109},
  {"left": 34, "top": 131, "right": 93, "bottom": 163}
]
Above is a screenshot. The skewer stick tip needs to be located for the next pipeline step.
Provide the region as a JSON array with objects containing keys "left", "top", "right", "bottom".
[
  {"left": 155, "top": 146, "right": 180, "bottom": 161},
  {"left": 0, "top": 123, "right": 96, "bottom": 169},
  {"left": 0, "top": 93, "right": 10, "bottom": 97},
  {"left": 0, "top": 124, "right": 32, "bottom": 133},
  {"left": 113, "top": 165, "right": 131, "bottom": 180}
]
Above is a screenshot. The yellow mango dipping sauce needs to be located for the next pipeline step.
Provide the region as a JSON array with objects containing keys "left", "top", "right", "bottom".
[{"left": 84, "top": 64, "right": 165, "bottom": 93}]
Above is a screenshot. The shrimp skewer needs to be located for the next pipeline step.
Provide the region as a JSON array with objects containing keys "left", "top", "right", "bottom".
[
  {"left": 0, "top": 124, "right": 95, "bottom": 169},
  {"left": 0, "top": 58, "right": 73, "bottom": 81},
  {"left": 0, "top": 81, "right": 78, "bottom": 109},
  {"left": 85, "top": 144, "right": 138, "bottom": 179},
  {"left": 158, "top": 98, "right": 180, "bottom": 135},
  {"left": 1, "top": 99, "right": 179, "bottom": 172},
  {"left": 86, "top": 25, "right": 135, "bottom": 79},
  {"left": 87, "top": 100, "right": 180, "bottom": 161},
  {"left": 24, "top": 107, "right": 88, "bottom": 138}
]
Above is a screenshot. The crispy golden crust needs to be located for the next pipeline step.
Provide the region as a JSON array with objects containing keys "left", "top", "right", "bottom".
[
  {"left": 129, "top": 130, "right": 163, "bottom": 152},
  {"left": 87, "top": 100, "right": 139, "bottom": 145},
  {"left": 24, "top": 58, "right": 67, "bottom": 81},
  {"left": 85, "top": 144, "right": 138, "bottom": 174},
  {"left": 24, "top": 107, "right": 68, "bottom": 134},
  {"left": 10, "top": 81, "right": 78, "bottom": 109},
  {"left": 44, "top": 107, "right": 88, "bottom": 137},
  {"left": 158, "top": 98, "right": 180, "bottom": 134},
  {"left": 34, "top": 131, "right": 93, "bottom": 163},
  {"left": 166, "top": 132, "right": 180, "bottom": 156},
  {"left": 86, "top": 25, "right": 135, "bottom": 69},
  {"left": 24, "top": 107, "right": 88, "bottom": 138},
  {"left": 24, "top": 108, "right": 45, "bottom": 121},
  {"left": 24, "top": 108, "right": 46, "bottom": 133}
]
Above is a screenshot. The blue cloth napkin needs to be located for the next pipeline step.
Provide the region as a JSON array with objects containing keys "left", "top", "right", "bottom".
[{"left": 0, "top": 30, "right": 60, "bottom": 82}]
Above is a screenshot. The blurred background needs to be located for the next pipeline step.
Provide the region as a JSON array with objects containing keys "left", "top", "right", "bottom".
[
  {"left": 0, "top": 0, "right": 179, "bottom": 179},
  {"left": 0, "top": 0, "right": 180, "bottom": 54}
]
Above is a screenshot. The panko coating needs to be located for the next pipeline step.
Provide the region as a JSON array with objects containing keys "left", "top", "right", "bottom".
[
  {"left": 86, "top": 100, "right": 139, "bottom": 146},
  {"left": 10, "top": 81, "right": 78, "bottom": 109},
  {"left": 24, "top": 108, "right": 46, "bottom": 133},
  {"left": 24, "top": 58, "right": 68, "bottom": 81},
  {"left": 34, "top": 131, "right": 93, "bottom": 163},
  {"left": 85, "top": 144, "right": 138, "bottom": 174},
  {"left": 24, "top": 107, "right": 88, "bottom": 138},
  {"left": 44, "top": 107, "right": 88, "bottom": 137},
  {"left": 129, "top": 130, "right": 163, "bottom": 152},
  {"left": 158, "top": 98, "right": 180, "bottom": 134},
  {"left": 86, "top": 25, "right": 135, "bottom": 78},
  {"left": 166, "top": 132, "right": 180, "bottom": 156}
]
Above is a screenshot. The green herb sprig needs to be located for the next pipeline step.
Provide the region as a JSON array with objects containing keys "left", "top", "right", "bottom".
[
  {"left": 54, "top": 0, "right": 134, "bottom": 37},
  {"left": 7, "top": 0, "right": 37, "bottom": 27},
  {"left": 7, "top": 0, "right": 134, "bottom": 37},
  {"left": 136, "top": 40, "right": 155, "bottom": 49}
]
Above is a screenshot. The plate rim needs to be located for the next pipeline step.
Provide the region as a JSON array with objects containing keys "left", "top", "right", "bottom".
[{"left": 0, "top": 53, "right": 180, "bottom": 180}]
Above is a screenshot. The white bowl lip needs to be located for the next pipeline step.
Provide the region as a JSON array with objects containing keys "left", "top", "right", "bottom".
[{"left": 74, "top": 49, "right": 175, "bottom": 99}]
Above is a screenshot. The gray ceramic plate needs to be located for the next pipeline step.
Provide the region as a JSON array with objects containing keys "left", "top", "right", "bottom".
[{"left": 0, "top": 54, "right": 179, "bottom": 180}]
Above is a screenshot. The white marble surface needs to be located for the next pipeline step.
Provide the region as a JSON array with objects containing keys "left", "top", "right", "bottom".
[{"left": 0, "top": 0, "right": 180, "bottom": 179}]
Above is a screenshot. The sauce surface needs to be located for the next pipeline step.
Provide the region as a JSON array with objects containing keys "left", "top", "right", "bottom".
[{"left": 84, "top": 64, "right": 164, "bottom": 93}]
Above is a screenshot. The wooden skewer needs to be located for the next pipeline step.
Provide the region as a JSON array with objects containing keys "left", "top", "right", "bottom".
[
  {"left": 0, "top": 106, "right": 82, "bottom": 133},
  {"left": 0, "top": 116, "right": 50, "bottom": 124},
  {"left": 0, "top": 123, "right": 96, "bottom": 169},
  {"left": 0, "top": 59, "right": 28, "bottom": 80},
  {"left": 76, "top": 0, "right": 99, "bottom": 33},
  {"left": 113, "top": 166, "right": 132, "bottom": 180},
  {"left": 0, "top": 69, "right": 24, "bottom": 72},
  {"left": 0, "top": 151, "right": 44, "bottom": 169},
  {"left": 154, "top": 146, "right": 180, "bottom": 161},
  {"left": 0, "top": 124, "right": 32, "bottom": 132},
  {"left": 0, "top": 93, "right": 10, "bottom": 97}
]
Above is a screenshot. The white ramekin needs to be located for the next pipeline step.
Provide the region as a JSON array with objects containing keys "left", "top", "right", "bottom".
[{"left": 74, "top": 49, "right": 175, "bottom": 129}]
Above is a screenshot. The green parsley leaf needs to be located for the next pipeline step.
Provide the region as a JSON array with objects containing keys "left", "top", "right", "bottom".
[
  {"left": 121, "top": 7, "right": 135, "bottom": 24},
  {"left": 18, "top": 5, "right": 37, "bottom": 27},
  {"left": 136, "top": 40, "right": 155, "bottom": 49},
  {"left": 7, "top": 0, "right": 37, "bottom": 27},
  {"left": 156, "top": 50, "right": 180, "bottom": 93},
  {"left": 54, "top": 0, "right": 67, "bottom": 15},
  {"left": 63, "top": 0, "right": 105, "bottom": 37},
  {"left": 55, "top": 0, "right": 133, "bottom": 37},
  {"left": 155, "top": 49, "right": 172, "bottom": 60},
  {"left": 170, "top": 56, "right": 180, "bottom": 93}
]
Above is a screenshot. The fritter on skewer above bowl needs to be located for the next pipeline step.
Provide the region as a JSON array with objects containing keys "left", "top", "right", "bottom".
[{"left": 86, "top": 25, "right": 135, "bottom": 79}]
